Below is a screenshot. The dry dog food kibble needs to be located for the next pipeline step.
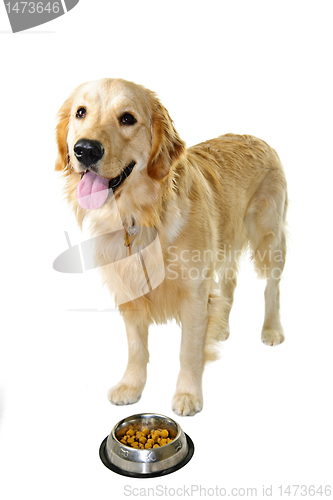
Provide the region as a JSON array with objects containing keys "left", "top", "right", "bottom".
[{"left": 118, "top": 425, "right": 174, "bottom": 448}]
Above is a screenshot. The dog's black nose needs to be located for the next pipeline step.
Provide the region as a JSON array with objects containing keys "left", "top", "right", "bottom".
[{"left": 74, "top": 139, "right": 104, "bottom": 168}]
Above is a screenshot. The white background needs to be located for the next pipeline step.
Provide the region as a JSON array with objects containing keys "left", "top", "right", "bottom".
[{"left": 1, "top": 1, "right": 332, "bottom": 498}]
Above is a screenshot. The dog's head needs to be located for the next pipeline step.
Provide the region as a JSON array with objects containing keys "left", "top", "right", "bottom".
[{"left": 55, "top": 79, "right": 185, "bottom": 212}]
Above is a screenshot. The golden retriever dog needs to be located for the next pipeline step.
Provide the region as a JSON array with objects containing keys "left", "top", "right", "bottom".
[{"left": 55, "top": 78, "right": 287, "bottom": 416}]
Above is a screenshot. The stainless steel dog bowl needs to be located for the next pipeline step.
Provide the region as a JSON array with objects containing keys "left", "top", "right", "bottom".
[{"left": 99, "top": 413, "right": 194, "bottom": 478}]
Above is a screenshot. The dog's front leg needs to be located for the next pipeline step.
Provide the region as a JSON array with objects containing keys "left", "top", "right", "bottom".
[
  {"left": 108, "top": 319, "right": 149, "bottom": 405},
  {"left": 172, "top": 294, "right": 208, "bottom": 416}
]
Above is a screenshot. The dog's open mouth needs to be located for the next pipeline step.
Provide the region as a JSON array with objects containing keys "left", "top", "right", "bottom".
[
  {"left": 76, "top": 162, "right": 135, "bottom": 210},
  {"left": 108, "top": 161, "right": 136, "bottom": 190}
]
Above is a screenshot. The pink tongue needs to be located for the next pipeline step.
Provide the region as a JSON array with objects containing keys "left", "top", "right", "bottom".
[{"left": 76, "top": 171, "right": 109, "bottom": 209}]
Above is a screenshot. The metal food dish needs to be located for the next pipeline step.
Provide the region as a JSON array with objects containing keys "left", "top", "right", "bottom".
[{"left": 99, "top": 413, "right": 194, "bottom": 478}]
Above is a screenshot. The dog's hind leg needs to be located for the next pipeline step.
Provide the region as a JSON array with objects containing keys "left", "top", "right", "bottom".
[
  {"left": 251, "top": 229, "right": 287, "bottom": 346},
  {"left": 218, "top": 258, "right": 239, "bottom": 340},
  {"left": 202, "top": 255, "right": 241, "bottom": 364},
  {"left": 108, "top": 319, "right": 149, "bottom": 405},
  {"left": 244, "top": 169, "right": 288, "bottom": 346}
]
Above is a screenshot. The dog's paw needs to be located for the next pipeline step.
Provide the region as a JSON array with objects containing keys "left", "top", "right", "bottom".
[
  {"left": 172, "top": 392, "right": 203, "bottom": 416},
  {"left": 261, "top": 327, "right": 285, "bottom": 346},
  {"left": 107, "top": 383, "right": 142, "bottom": 405}
]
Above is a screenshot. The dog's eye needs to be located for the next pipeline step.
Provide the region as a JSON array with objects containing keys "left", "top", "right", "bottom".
[
  {"left": 120, "top": 113, "right": 137, "bottom": 125},
  {"left": 76, "top": 107, "right": 87, "bottom": 119}
]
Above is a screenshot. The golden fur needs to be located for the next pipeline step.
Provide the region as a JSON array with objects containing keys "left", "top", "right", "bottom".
[{"left": 55, "top": 78, "right": 288, "bottom": 416}]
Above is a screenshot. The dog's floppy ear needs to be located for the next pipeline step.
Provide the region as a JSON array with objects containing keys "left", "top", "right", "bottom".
[
  {"left": 147, "top": 98, "right": 185, "bottom": 181},
  {"left": 55, "top": 96, "right": 73, "bottom": 173}
]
